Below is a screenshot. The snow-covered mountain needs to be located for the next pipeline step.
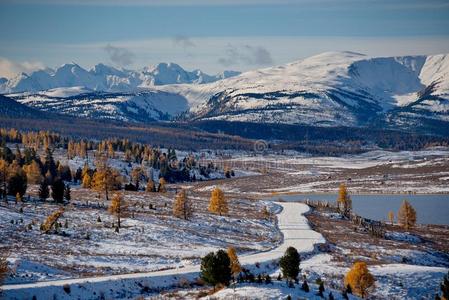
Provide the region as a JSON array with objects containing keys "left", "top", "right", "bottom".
[
  {"left": 161, "top": 51, "right": 449, "bottom": 129},
  {"left": 3, "top": 52, "right": 448, "bottom": 131},
  {"left": 0, "top": 63, "right": 241, "bottom": 94},
  {"left": 9, "top": 89, "right": 189, "bottom": 123}
]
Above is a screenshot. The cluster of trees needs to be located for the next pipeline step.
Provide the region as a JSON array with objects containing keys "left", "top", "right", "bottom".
[
  {"left": 0, "top": 144, "right": 71, "bottom": 203},
  {"left": 199, "top": 245, "right": 376, "bottom": 299},
  {"left": 387, "top": 200, "right": 417, "bottom": 229}
]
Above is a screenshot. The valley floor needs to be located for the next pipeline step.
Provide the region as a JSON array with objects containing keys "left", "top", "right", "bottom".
[{"left": 1, "top": 148, "right": 449, "bottom": 299}]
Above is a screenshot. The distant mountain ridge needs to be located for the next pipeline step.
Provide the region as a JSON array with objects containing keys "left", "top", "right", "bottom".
[
  {"left": 2, "top": 52, "right": 449, "bottom": 135},
  {"left": 0, "top": 62, "right": 241, "bottom": 93}
]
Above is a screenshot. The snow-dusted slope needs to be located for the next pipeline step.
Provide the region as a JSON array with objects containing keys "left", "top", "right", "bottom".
[
  {"left": 3, "top": 52, "right": 448, "bottom": 129},
  {"left": 11, "top": 90, "right": 189, "bottom": 123},
  {"left": 160, "top": 51, "right": 449, "bottom": 128},
  {"left": 0, "top": 63, "right": 240, "bottom": 94}
]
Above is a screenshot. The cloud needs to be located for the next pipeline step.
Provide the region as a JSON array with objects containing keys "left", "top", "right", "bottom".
[
  {"left": 218, "top": 44, "right": 273, "bottom": 67},
  {"left": 0, "top": 57, "right": 45, "bottom": 78},
  {"left": 104, "top": 44, "right": 135, "bottom": 67}
]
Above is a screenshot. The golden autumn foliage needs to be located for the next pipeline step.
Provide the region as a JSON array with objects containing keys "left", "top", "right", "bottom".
[
  {"left": 337, "top": 183, "right": 352, "bottom": 214},
  {"left": 398, "top": 200, "right": 416, "bottom": 230},
  {"left": 227, "top": 246, "right": 242, "bottom": 277},
  {"left": 208, "top": 187, "right": 228, "bottom": 216},
  {"left": 344, "top": 261, "right": 375, "bottom": 298},
  {"left": 91, "top": 160, "right": 121, "bottom": 201},
  {"left": 23, "top": 160, "right": 43, "bottom": 184},
  {"left": 158, "top": 177, "right": 167, "bottom": 193},
  {"left": 82, "top": 173, "right": 92, "bottom": 188},
  {"left": 109, "top": 193, "right": 127, "bottom": 229},
  {"left": 173, "top": 189, "right": 193, "bottom": 220},
  {"left": 388, "top": 211, "right": 394, "bottom": 225},
  {"left": 41, "top": 208, "right": 64, "bottom": 233},
  {"left": 145, "top": 180, "right": 155, "bottom": 193}
]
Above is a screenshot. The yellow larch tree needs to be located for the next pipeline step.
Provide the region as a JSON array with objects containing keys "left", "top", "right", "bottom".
[
  {"left": 337, "top": 183, "right": 352, "bottom": 215},
  {"left": 109, "top": 192, "right": 127, "bottom": 230},
  {"left": 397, "top": 200, "right": 416, "bottom": 230},
  {"left": 173, "top": 189, "right": 193, "bottom": 220},
  {"left": 227, "top": 246, "right": 242, "bottom": 278},
  {"left": 208, "top": 187, "right": 228, "bottom": 216},
  {"left": 344, "top": 261, "right": 375, "bottom": 298}
]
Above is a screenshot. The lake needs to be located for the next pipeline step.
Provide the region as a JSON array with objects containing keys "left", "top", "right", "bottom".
[{"left": 267, "top": 194, "right": 449, "bottom": 225}]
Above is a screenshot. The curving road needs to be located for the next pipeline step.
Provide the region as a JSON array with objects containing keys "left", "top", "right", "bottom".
[{"left": 1, "top": 202, "right": 325, "bottom": 299}]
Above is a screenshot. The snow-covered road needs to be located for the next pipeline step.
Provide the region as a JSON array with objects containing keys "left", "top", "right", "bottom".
[{"left": 1, "top": 202, "right": 324, "bottom": 300}]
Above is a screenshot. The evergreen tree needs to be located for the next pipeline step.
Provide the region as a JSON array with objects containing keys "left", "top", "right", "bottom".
[
  {"left": 200, "top": 250, "right": 231, "bottom": 290},
  {"left": 173, "top": 189, "right": 193, "bottom": 220},
  {"left": 7, "top": 163, "right": 27, "bottom": 198},
  {"left": 51, "top": 178, "right": 65, "bottom": 203},
  {"left": 64, "top": 185, "right": 71, "bottom": 202},
  {"left": 279, "top": 247, "right": 301, "bottom": 282},
  {"left": 43, "top": 148, "right": 57, "bottom": 181},
  {"left": 0, "top": 159, "right": 8, "bottom": 199},
  {"left": 301, "top": 279, "right": 309, "bottom": 292},
  {"left": 318, "top": 282, "right": 325, "bottom": 297},
  {"left": 208, "top": 187, "right": 228, "bottom": 216},
  {"left": 398, "top": 200, "right": 417, "bottom": 229},
  {"left": 38, "top": 180, "right": 49, "bottom": 201},
  {"left": 74, "top": 167, "right": 82, "bottom": 183},
  {"left": 344, "top": 261, "right": 375, "bottom": 298}
]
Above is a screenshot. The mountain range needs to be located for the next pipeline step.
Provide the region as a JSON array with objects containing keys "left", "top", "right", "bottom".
[
  {"left": 0, "top": 62, "right": 240, "bottom": 93},
  {"left": 1, "top": 52, "right": 448, "bottom": 134}
]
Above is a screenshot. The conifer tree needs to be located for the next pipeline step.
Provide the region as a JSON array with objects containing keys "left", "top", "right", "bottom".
[
  {"left": 91, "top": 158, "right": 121, "bottom": 201},
  {"left": 51, "top": 178, "right": 65, "bottom": 203},
  {"left": 43, "top": 148, "right": 57, "bottom": 181},
  {"left": 344, "top": 261, "right": 375, "bottom": 298},
  {"left": 145, "top": 180, "right": 155, "bottom": 192},
  {"left": 173, "top": 189, "right": 193, "bottom": 220},
  {"left": 64, "top": 185, "right": 71, "bottom": 202},
  {"left": 337, "top": 183, "right": 352, "bottom": 215},
  {"left": 208, "top": 187, "right": 228, "bottom": 216},
  {"left": 398, "top": 200, "right": 417, "bottom": 229},
  {"left": 24, "top": 160, "right": 42, "bottom": 184},
  {"left": 438, "top": 271, "right": 449, "bottom": 300},
  {"left": 109, "top": 193, "right": 127, "bottom": 230},
  {"left": 82, "top": 172, "right": 92, "bottom": 188},
  {"left": 388, "top": 211, "right": 394, "bottom": 225},
  {"left": 158, "top": 177, "right": 167, "bottom": 193},
  {"left": 200, "top": 250, "right": 231, "bottom": 290},
  {"left": 227, "top": 246, "right": 242, "bottom": 279},
  {"left": 279, "top": 246, "right": 301, "bottom": 282},
  {"left": 7, "top": 163, "right": 27, "bottom": 198},
  {"left": 0, "top": 159, "right": 8, "bottom": 199},
  {"left": 38, "top": 180, "right": 49, "bottom": 201}
]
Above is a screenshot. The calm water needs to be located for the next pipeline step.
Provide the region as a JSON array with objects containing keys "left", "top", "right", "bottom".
[{"left": 267, "top": 194, "right": 449, "bottom": 225}]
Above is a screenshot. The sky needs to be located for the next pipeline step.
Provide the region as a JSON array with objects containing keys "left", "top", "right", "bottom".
[{"left": 0, "top": 0, "right": 449, "bottom": 77}]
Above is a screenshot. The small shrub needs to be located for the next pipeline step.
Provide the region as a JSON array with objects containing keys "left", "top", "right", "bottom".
[{"left": 63, "top": 284, "right": 71, "bottom": 294}]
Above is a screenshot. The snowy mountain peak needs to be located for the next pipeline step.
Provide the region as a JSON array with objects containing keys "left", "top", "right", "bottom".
[{"left": 0, "top": 62, "right": 241, "bottom": 93}]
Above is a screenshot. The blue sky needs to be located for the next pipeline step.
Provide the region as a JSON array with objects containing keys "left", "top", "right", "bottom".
[{"left": 1, "top": 0, "right": 449, "bottom": 77}]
